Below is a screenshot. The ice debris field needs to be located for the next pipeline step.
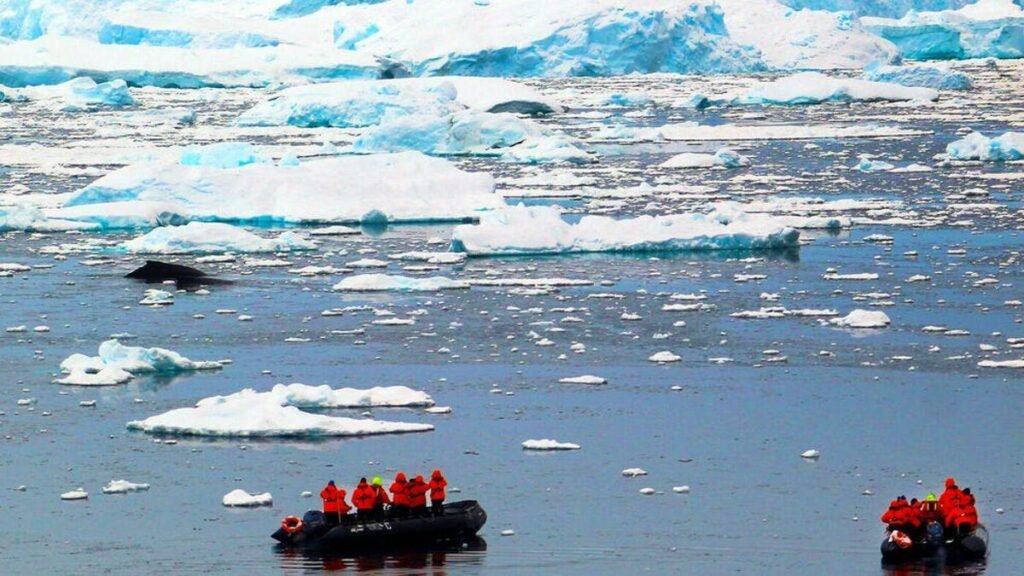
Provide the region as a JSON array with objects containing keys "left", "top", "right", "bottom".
[{"left": 1, "top": 0, "right": 1024, "bottom": 574}]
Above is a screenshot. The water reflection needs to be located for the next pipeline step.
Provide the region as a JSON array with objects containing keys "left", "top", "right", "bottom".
[
  {"left": 882, "top": 558, "right": 986, "bottom": 576},
  {"left": 275, "top": 537, "right": 487, "bottom": 574}
]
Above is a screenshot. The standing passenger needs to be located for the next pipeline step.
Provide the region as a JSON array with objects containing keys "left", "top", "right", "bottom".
[
  {"left": 390, "top": 472, "right": 410, "bottom": 517},
  {"left": 352, "top": 477, "right": 375, "bottom": 520},
  {"left": 409, "top": 475, "right": 429, "bottom": 516},
  {"left": 429, "top": 469, "right": 448, "bottom": 516},
  {"left": 371, "top": 476, "right": 391, "bottom": 519}
]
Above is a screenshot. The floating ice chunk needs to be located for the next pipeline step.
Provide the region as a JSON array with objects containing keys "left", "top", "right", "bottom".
[
  {"left": 672, "top": 485, "right": 691, "bottom": 493},
  {"left": 945, "top": 131, "right": 1024, "bottom": 161},
  {"left": 425, "top": 406, "right": 452, "bottom": 414},
  {"left": 558, "top": 375, "right": 608, "bottom": 385},
  {"left": 61, "top": 488, "right": 88, "bottom": 501},
  {"left": 57, "top": 339, "right": 222, "bottom": 386},
  {"left": 823, "top": 272, "right": 879, "bottom": 281},
  {"left": 333, "top": 274, "right": 469, "bottom": 292},
  {"left": 649, "top": 351, "right": 682, "bottom": 363},
  {"left": 639, "top": 487, "right": 657, "bottom": 495},
  {"left": 854, "top": 156, "right": 895, "bottom": 172},
  {"left": 978, "top": 359, "right": 1024, "bottom": 368},
  {"left": 62, "top": 152, "right": 500, "bottom": 226},
  {"left": 269, "top": 383, "right": 434, "bottom": 408},
  {"left": 500, "top": 529, "right": 515, "bottom": 536},
  {"left": 522, "top": 439, "right": 580, "bottom": 451},
  {"left": 103, "top": 480, "right": 150, "bottom": 494},
  {"left": 657, "top": 122, "right": 928, "bottom": 141},
  {"left": 725, "top": 72, "right": 938, "bottom": 106},
  {"left": 139, "top": 289, "right": 174, "bottom": 306},
  {"left": 451, "top": 205, "right": 799, "bottom": 256},
  {"left": 388, "top": 251, "right": 466, "bottom": 264},
  {"left": 120, "top": 223, "right": 313, "bottom": 254},
  {"left": 222, "top": 489, "right": 272, "bottom": 508},
  {"left": 829, "top": 310, "right": 891, "bottom": 329},
  {"left": 10, "top": 77, "right": 134, "bottom": 111},
  {"left": 127, "top": 388, "right": 433, "bottom": 438},
  {"left": 801, "top": 449, "right": 821, "bottom": 459},
  {"left": 309, "top": 225, "right": 360, "bottom": 236},
  {"left": 622, "top": 468, "right": 648, "bottom": 477},
  {"left": 660, "top": 148, "right": 749, "bottom": 169},
  {"left": 862, "top": 64, "right": 972, "bottom": 90}
]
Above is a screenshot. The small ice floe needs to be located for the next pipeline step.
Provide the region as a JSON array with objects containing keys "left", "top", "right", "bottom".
[
  {"left": 522, "top": 439, "right": 580, "bottom": 451},
  {"left": 424, "top": 406, "right": 452, "bottom": 414},
  {"left": 139, "top": 289, "right": 174, "bottom": 306},
  {"left": 56, "top": 339, "right": 223, "bottom": 386},
  {"left": 906, "top": 274, "right": 931, "bottom": 283},
  {"left": 558, "top": 375, "right": 607, "bottom": 385},
  {"left": 301, "top": 491, "right": 313, "bottom": 498},
  {"left": 222, "top": 489, "right": 273, "bottom": 507},
  {"left": 829, "top": 310, "right": 891, "bottom": 329},
  {"left": 309, "top": 225, "right": 360, "bottom": 236},
  {"left": 79, "top": 400, "right": 96, "bottom": 407},
  {"left": 978, "top": 359, "right": 1024, "bottom": 369},
  {"left": 800, "top": 449, "right": 821, "bottom": 460},
  {"left": 639, "top": 487, "right": 656, "bottom": 495},
  {"left": 33, "top": 326, "right": 51, "bottom": 333},
  {"left": 660, "top": 148, "right": 749, "bottom": 169},
  {"left": 334, "top": 274, "right": 469, "bottom": 292},
  {"left": 823, "top": 272, "right": 879, "bottom": 281},
  {"left": 648, "top": 351, "right": 681, "bottom": 363},
  {"left": 500, "top": 529, "right": 515, "bottom": 536},
  {"left": 622, "top": 468, "right": 648, "bottom": 477},
  {"left": 672, "top": 485, "right": 691, "bottom": 494},
  {"left": 5, "top": 325, "right": 27, "bottom": 333},
  {"left": 16, "top": 398, "right": 35, "bottom": 406},
  {"left": 61, "top": 488, "right": 88, "bottom": 500},
  {"left": 102, "top": 480, "right": 150, "bottom": 494}
]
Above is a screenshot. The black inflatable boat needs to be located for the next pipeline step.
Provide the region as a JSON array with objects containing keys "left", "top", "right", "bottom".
[
  {"left": 881, "top": 522, "right": 988, "bottom": 564},
  {"left": 272, "top": 500, "right": 487, "bottom": 552}
]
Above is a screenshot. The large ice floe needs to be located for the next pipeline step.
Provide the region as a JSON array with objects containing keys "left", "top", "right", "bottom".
[
  {"left": 236, "top": 77, "right": 564, "bottom": 128},
  {"left": 862, "top": 0, "right": 1024, "bottom": 60},
  {"left": 862, "top": 63, "right": 973, "bottom": 89},
  {"left": 450, "top": 204, "right": 800, "bottom": 256},
  {"left": 333, "top": 274, "right": 470, "bottom": 292},
  {"left": 57, "top": 339, "right": 224, "bottom": 386},
  {"left": 119, "top": 222, "right": 315, "bottom": 254},
  {"left": 702, "top": 72, "right": 939, "bottom": 107},
  {"left": 0, "top": 36, "right": 388, "bottom": 88},
  {"left": 50, "top": 149, "right": 500, "bottom": 228},
  {"left": 126, "top": 387, "right": 434, "bottom": 438},
  {"left": 334, "top": 0, "right": 763, "bottom": 76},
  {"left": 945, "top": 131, "right": 1024, "bottom": 161}
]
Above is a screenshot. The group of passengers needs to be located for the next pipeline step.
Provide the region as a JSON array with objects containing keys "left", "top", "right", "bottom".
[
  {"left": 319, "top": 470, "right": 448, "bottom": 524},
  {"left": 881, "top": 477, "right": 979, "bottom": 538}
]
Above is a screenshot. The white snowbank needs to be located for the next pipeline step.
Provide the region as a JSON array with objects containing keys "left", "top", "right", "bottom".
[
  {"left": 451, "top": 205, "right": 799, "bottom": 256},
  {"left": 946, "top": 131, "right": 1024, "bottom": 161},
  {"left": 829, "top": 310, "right": 891, "bottom": 328},
  {"left": 120, "top": 222, "right": 314, "bottom": 254},
  {"left": 103, "top": 480, "right": 150, "bottom": 494},
  {"left": 222, "top": 489, "right": 272, "bottom": 507},
  {"left": 57, "top": 339, "right": 223, "bottom": 386},
  {"left": 333, "top": 274, "right": 469, "bottom": 292},
  {"left": 522, "top": 439, "right": 581, "bottom": 451},
  {"left": 127, "top": 388, "right": 434, "bottom": 438},
  {"left": 56, "top": 151, "right": 500, "bottom": 227}
]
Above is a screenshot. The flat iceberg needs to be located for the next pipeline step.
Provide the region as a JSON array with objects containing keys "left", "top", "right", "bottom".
[
  {"left": 660, "top": 148, "right": 749, "bottom": 168},
  {"left": 57, "top": 339, "right": 223, "bottom": 386},
  {"left": 338, "top": 0, "right": 762, "bottom": 76},
  {"left": 862, "top": 63, "right": 972, "bottom": 90},
  {"left": 0, "top": 36, "right": 386, "bottom": 88},
  {"left": 119, "top": 222, "right": 314, "bottom": 254},
  {"left": 522, "top": 439, "right": 581, "bottom": 451},
  {"left": 103, "top": 480, "right": 150, "bottom": 494},
  {"left": 353, "top": 110, "right": 592, "bottom": 164},
  {"left": 945, "top": 131, "right": 1024, "bottom": 161},
  {"left": 722, "top": 72, "right": 939, "bottom": 106},
  {"left": 829, "top": 309, "right": 891, "bottom": 328},
  {"left": 269, "top": 383, "right": 434, "bottom": 408},
  {"left": 333, "top": 273, "right": 469, "bottom": 292},
  {"left": 451, "top": 204, "right": 800, "bottom": 256},
  {"left": 126, "top": 388, "right": 434, "bottom": 437},
  {"left": 236, "top": 77, "right": 563, "bottom": 128},
  {"left": 863, "top": 0, "right": 1024, "bottom": 60},
  {"left": 58, "top": 150, "right": 500, "bottom": 227}
]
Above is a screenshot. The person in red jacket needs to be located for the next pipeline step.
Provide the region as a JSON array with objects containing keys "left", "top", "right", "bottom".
[
  {"left": 352, "top": 477, "right": 376, "bottom": 520},
  {"left": 371, "top": 476, "right": 391, "bottom": 519},
  {"left": 320, "top": 480, "right": 351, "bottom": 525},
  {"left": 939, "top": 478, "right": 962, "bottom": 514},
  {"left": 428, "top": 469, "right": 448, "bottom": 516},
  {"left": 947, "top": 487, "right": 979, "bottom": 535},
  {"left": 408, "top": 474, "right": 429, "bottom": 516},
  {"left": 390, "top": 472, "right": 409, "bottom": 517}
]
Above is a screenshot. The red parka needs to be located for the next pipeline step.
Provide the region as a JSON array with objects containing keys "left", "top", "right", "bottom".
[
  {"left": 352, "top": 479, "right": 375, "bottom": 511},
  {"left": 390, "top": 472, "right": 409, "bottom": 507},
  {"left": 408, "top": 475, "right": 428, "bottom": 508},
  {"left": 429, "top": 470, "right": 447, "bottom": 503},
  {"left": 321, "top": 483, "right": 351, "bottom": 514}
]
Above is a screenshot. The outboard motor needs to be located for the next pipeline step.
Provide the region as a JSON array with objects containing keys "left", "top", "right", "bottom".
[
  {"left": 925, "top": 521, "right": 944, "bottom": 548},
  {"left": 303, "top": 510, "right": 327, "bottom": 531}
]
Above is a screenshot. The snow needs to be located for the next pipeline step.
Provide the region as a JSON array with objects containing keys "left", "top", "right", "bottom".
[
  {"left": 946, "top": 131, "right": 1024, "bottom": 161},
  {"left": 127, "top": 387, "right": 434, "bottom": 438},
  {"left": 119, "top": 223, "right": 314, "bottom": 254},
  {"left": 222, "top": 489, "right": 272, "bottom": 507},
  {"left": 863, "top": 0, "right": 1024, "bottom": 60},
  {"left": 236, "top": 77, "right": 563, "bottom": 128},
  {"left": 6, "top": 77, "right": 134, "bottom": 111},
  {"left": 57, "top": 339, "right": 223, "bottom": 386},
  {"left": 559, "top": 375, "right": 608, "bottom": 385},
  {"left": 0, "top": 36, "right": 385, "bottom": 88},
  {"left": 451, "top": 205, "right": 800, "bottom": 256},
  {"left": 660, "top": 148, "right": 749, "bottom": 169},
  {"left": 522, "top": 439, "right": 581, "bottom": 451},
  {"left": 353, "top": 110, "right": 592, "bottom": 164},
  {"left": 333, "top": 274, "right": 469, "bottom": 292},
  {"left": 340, "top": 0, "right": 763, "bottom": 77},
  {"left": 649, "top": 351, "right": 682, "bottom": 363},
  {"left": 103, "top": 480, "right": 150, "bottom": 494},
  {"left": 829, "top": 310, "right": 892, "bottom": 328},
  {"left": 47, "top": 151, "right": 500, "bottom": 229},
  {"left": 269, "top": 383, "right": 434, "bottom": 408},
  {"left": 725, "top": 72, "right": 939, "bottom": 106},
  {"left": 862, "top": 64, "right": 972, "bottom": 90}
]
